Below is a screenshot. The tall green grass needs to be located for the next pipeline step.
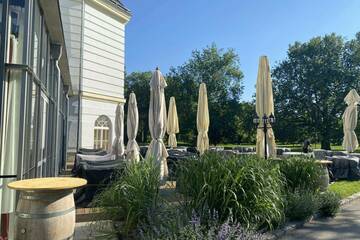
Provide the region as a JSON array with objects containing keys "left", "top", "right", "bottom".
[
  {"left": 176, "top": 153, "right": 284, "bottom": 230},
  {"left": 275, "top": 157, "right": 324, "bottom": 221},
  {"left": 93, "top": 158, "right": 161, "bottom": 236},
  {"left": 276, "top": 157, "right": 323, "bottom": 193}
]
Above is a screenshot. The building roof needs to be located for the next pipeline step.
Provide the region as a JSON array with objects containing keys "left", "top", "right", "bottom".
[{"left": 107, "top": 0, "right": 131, "bottom": 14}]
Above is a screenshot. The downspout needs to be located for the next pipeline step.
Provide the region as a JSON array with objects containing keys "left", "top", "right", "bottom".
[{"left": 76, "top": 0, "right": 85, "bottom": 151}]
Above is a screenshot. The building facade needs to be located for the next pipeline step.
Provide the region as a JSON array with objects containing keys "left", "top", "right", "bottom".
[
  {"left": 0, "top": 0, "right": 72, "bottom": 237},
  {"left": 60, "top": 0, "right": 131, "bottom": 153}
]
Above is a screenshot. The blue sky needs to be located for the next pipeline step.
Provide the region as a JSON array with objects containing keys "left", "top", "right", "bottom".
[{"left": 122, "top": 0, "right": 360, "bottom": 101}]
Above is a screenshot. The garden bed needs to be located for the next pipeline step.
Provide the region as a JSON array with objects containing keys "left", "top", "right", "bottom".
[{"left": 91, "top": 153, "right": 341, "bottom": 239}]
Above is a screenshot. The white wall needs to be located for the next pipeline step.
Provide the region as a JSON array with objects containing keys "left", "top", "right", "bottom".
[
  {"left": 60, "top": 0, "right": 83, "bottom": 94},
  {"left": 61, "top": 0, "right": 128, "bottom": 152},
  {"left": 82, "top": 1, "right": 125, "bottom": 99},
  {"left": 80, "top": 98, "right": 122, "bottom": 149}
]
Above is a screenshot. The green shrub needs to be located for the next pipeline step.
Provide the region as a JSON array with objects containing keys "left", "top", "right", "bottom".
[
  {"left": 176, "top": 152, "right": 284, "bottom": 230},
  {"left": 318, "top": 191, "right": 341, "bottom": 217},
  {"left": 93, "top": 158, "right": 161, "bottom": 236},
  {"left": 277, "top": 157, "right": 323, "bottom": 193},
  {"left": 285, "top": 190, "right": 319, "bottom": 221}
]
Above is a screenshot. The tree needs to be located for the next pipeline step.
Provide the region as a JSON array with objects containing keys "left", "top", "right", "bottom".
[
  {"left": 272, "top": 33, "right": 360, "bottom": 149},
  {"left": 166, "top": 44, "right": 245, "bottom": 145},
  {"left": 125, "top": 71, "right": 152, "bottom": 143}
]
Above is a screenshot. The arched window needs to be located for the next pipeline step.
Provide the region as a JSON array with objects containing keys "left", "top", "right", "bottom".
[{"left": 94, "top": 115, "right": 112, "bottom": 151}]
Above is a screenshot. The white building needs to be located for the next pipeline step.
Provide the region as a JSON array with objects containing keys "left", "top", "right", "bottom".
[{"left": 60, "top": 0, "right": 131, "bottom": 153}]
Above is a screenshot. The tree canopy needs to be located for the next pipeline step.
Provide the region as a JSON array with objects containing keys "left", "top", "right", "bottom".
[
  {"left": 125, "top": 33, "right": 360, "bottom": 149},
  {"left": 272, "top": 33, "right": 360, "bottom": 149},
  {"left": 125, "top": 44, "right": 255, "bottom": 145}
]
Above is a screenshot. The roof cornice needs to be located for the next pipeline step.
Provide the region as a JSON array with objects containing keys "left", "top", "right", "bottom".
[{"left": 91, "top": 0, "right": 131, "bottom": 24}]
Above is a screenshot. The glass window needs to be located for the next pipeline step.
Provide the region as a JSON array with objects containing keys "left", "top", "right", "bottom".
[
  {"left": 23, "top": 80, "right": 39, "bottom": 179},
  {"left": 57, "top": 113, "right": 65, "bottom": 172},
  {"left": 40, "top": 23, "right": 47, "bottom": 86},
  {"left": 0, "top": 69, "right": 25, "bottom": 212},
  {"left": 94, "top": 115, "right": 111, "bottom": 151},
  {"left": 7, "top": 0, "right": 26, "bottom": 64},
  {"left": 46, "top": 40, "right": 51, "bottom": 91},
  {"left": 0, "top": 0, "right": 3, "bottom": 48},
  {"left": 31, "top": 0, "right": 41, "bottom": 75},
  {"left": 45, "top": 100, "right": 55, "bottom": 177},
  {"left": 36, "top": 93, "right": 49, "bottom": 177}
]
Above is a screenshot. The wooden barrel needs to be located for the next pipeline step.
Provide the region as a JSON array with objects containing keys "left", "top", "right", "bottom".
[{"left": 15, "top": 190, "right": 75, "bottom": 240}]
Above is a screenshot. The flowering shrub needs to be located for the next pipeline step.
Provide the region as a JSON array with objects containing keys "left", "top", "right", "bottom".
[{"left": 138, "top": 209, "right": 266, "bottom": 240}]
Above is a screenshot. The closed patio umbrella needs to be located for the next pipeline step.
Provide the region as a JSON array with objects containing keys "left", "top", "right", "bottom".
[
  {"left": 126, "top": 92, "right": 140, "bottom": 162},
  {"left": 114, "top": 104, "right": 125, "bottom": 157},
  {"left": 256, "top": 56, "right": 276, "bottom": 158},
  {"left": 166, "top": 97, "right": 179, "bottom": 148},
  {"left": 342, "top": 89, "right": 360, "bottom": 153},
  {"left": 146, "top": 68, "right": 169, "bottom": 179},
  {"left": 197, "top": 83, "right": 210, "bottom": 155}
]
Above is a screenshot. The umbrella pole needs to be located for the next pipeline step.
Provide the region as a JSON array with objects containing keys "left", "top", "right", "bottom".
[{"left": 264, "top": 123, "right": 268, "bottom": 159}]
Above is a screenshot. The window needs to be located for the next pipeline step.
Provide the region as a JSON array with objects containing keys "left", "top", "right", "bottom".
[
  {"left": 36, "top": 93, "right": 49, "bottom": 177},
  {"left": 0, "top": 0, "right": 3, "bottom": 48},
  {"left": 7, "top": 0, "right": 26, "bottom": 64},
  {"left": 40, "top": 21, "right": 48, "bottom": 86},
  {"left": 31, "top": 0, "right": 41, "bottom": 75},
  {"left": 0, "top": 68, "right": 24, "bottom": 213},
  {"left": 94, "top": 115, "right": 111, "bottom": 151},
  {"left": 23, "top": 79, "right": 39, "bottom": 179}
]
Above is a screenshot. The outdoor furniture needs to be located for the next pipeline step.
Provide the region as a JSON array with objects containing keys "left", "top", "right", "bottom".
[
  {"left": 208, "top": 146, "right": 224, "bottom": 152},
  {"left": 186, "top": 147, "right": 198, "bottom": 154},
  {"left": 167, "top": 149, "right": 197, "bottom": 179},
  {"left": 282, "top": 152, "right": 313, "bottom": 158},
  {"left": 276, "top": 147, "right": 291, "bottom": 156},
  {"left": 8, "top": 177, "right": 86, "bottom": 240},
  {"left": 313, "top": 149, "right": 331, "bottom": 160},
  {"left": 350, "top": 153, "right": 360, "bottom": 158},
  {"left": 326, "top": 155, "right": 360, "bottom": 180},
  {"left": 73, "top": 158, "right": 124, "bottom": 207},
  {"left": 78, "top": 148, "right": 107, "bottom": 156},
  {"left": 73, "top": 153, "right": 116, "bottom": 174},
  {"left": 331, "top": 151, "right": 348, "bottom": 156},
  {"left": 234, "top": 146, "right": 255, "bottom": 153}
]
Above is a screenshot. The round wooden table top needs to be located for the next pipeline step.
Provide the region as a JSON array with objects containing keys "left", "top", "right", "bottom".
[{"left": 8, "top": 177, "right": 87, "bottom": 191}]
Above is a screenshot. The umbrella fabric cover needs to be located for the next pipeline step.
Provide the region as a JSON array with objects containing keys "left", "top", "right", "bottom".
[
  {"left": 126, "top": 93, "right": 140, "bottom": 162},
  {"left": 343, "top": 89, "right": 360, "bottom": 153},
  {"left": 114, "top": 104, "right": 125, "bottom": 157},
  {"left": 255, "top": 56, "right": 276, "bottom": 158},
  {"left": 197, "top": 83, "right": 210, "bottom": 155},
  {"left": 146, "top": 69, "right": 169, "bottom": 179},
  {"left": 166, "top": 97, "right": 179, "bottom": 148}
]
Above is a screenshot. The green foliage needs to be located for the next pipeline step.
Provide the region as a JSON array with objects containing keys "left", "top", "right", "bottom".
[
  {"left": 285, "top": 190, "right": 319, "bottom": 221},
  {"left": 318, "top": 191, "right": 341, "bottom": 217},
  {"left": 93, "top": 159, "right": 161, "bottom": 236},
  {"left": 125, "top": 45, "right": 253, "bottom": 145},
  {"left": 125, "top": 71, "right": 152, "bottom": 143},
  {"left": 277, "top": 157, "right": 323, "bottom": 193},
  {"left": 166, "top": 44, "right": 247, "bottom": 145},
  {"left": 176, "top": 152, "right": 284, "bottom": 230},
  {"left": 272, "top": 32, "right": 360, "bottom": 149}
]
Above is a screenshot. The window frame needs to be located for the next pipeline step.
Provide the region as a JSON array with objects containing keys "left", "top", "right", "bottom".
[{"left": 94, "top": 115, "right": 112, "bottom": 151}]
